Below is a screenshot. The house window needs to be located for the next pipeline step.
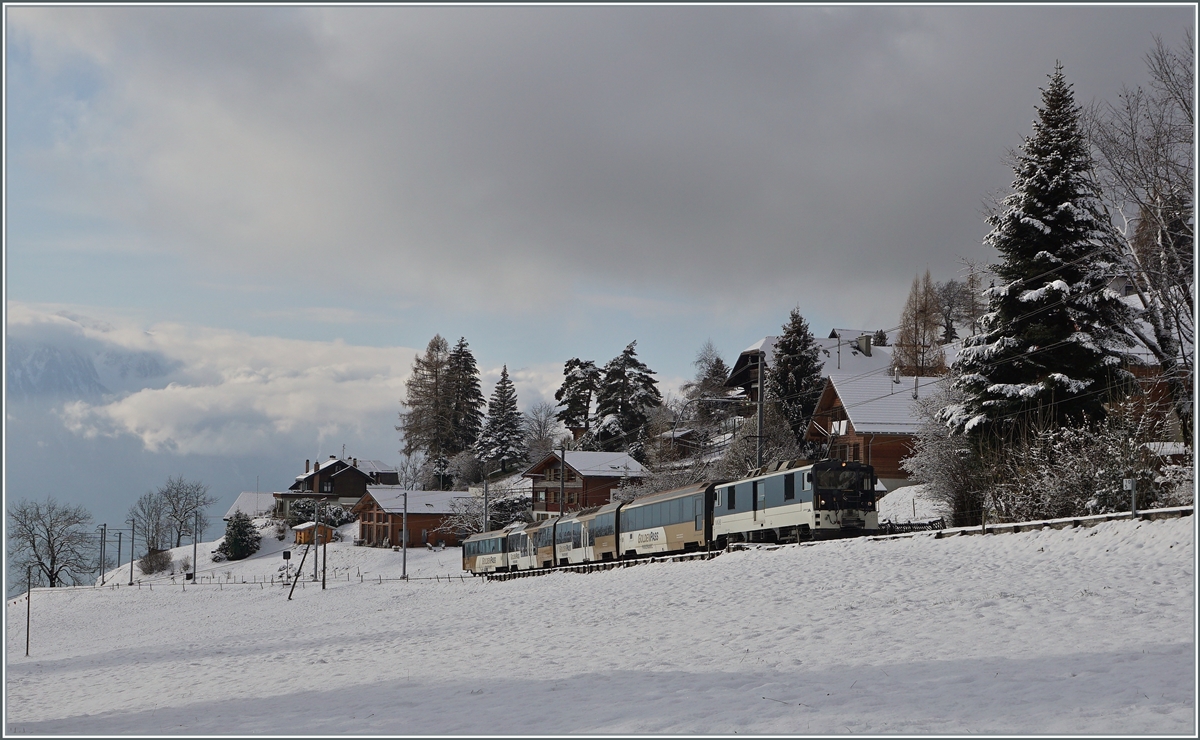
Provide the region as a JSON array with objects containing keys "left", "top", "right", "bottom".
[{"left": 321, "top": 481, "right": 333, "bottom": 493}]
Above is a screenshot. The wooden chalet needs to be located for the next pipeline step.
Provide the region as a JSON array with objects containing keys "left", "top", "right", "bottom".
[
  {"left": 274, "top": 456, "right": 401, "bottom": 517},
  {"left": 804, "top": 373, "right": 941, "bottom": 493},
  {"left": 521, "top": 451, "right": 648, "bottom": 519},
  {"left": 351, "top": 487, "right": 469, "bottom": 548}
]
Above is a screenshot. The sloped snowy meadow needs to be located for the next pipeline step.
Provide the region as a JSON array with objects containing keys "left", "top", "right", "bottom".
[{"left": 5, "top": 516, "right": 1194, "bottom": 735}]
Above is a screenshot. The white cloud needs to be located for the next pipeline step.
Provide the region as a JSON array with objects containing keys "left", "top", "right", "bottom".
[{"left": 12, "top": 301, "right": 417, "bottom": 457}]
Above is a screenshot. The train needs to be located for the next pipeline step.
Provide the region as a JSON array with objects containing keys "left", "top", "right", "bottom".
[{"left": 462, "top": 459, "right": 880, "bottom": 575}]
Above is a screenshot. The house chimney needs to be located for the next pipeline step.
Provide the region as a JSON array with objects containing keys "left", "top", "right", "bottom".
[
  {"left": 330, "top": 455, "right": 336, "bottom": 460},
  {"left": 857, "top": 334, "right": 872, "bottom": 357},
  {"left": 306, "top": 459, "right": 310, "bottom": 473}
]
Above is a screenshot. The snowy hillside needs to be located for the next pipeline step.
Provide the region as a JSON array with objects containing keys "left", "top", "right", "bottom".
[{"left": 6, "top": 516, "right": 1194, "bottom": 734}]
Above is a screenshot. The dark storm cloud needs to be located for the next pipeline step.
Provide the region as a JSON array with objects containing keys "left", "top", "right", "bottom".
[{"left": 8, "top": 4, "right": 1193, "bottom": 329}]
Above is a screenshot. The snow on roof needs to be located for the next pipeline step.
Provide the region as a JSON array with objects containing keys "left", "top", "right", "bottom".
[
  {"left": 360, "top": 487, "right": 468, "bottom": 515},
  {"left": 731, "top": 334, "right": 903, "bottom": 385},
  {"left": 524, "top": 451, "right": 648, "bottom": 478},
  {"left": 292, "top": 521, "right": 332, "bottom": 531},
  {"left": 827, "top": 372, "right": 948, "bottom": 435},
  {"left": 468, "top": 472, "right": 532, "bottom": 498},
  {"left": 223, "top": 491, "right": 276, "bottom": 520}
]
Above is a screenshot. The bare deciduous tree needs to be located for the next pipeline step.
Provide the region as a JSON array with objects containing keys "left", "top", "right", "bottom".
[
  {"left": 158, "top": 475, "right": 216, "bottom": 548},
  {"left": 8, "top": 498, "right": 96, "bottom": 587},
  {"left": 1088, "top": 32, "right": 1194, "bottom": 446},
  {"left": 128, "top": 489, "right": 171, "bottom": 552}
]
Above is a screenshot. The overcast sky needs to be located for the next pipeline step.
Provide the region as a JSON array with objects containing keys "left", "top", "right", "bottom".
[{"left": 4, "top": 5, "right": 1194, "bottom": 522}]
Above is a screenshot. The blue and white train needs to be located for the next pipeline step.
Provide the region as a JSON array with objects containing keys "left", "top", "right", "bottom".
[{"left": 462, "top": 459, "right": 880, "bottom": 574}]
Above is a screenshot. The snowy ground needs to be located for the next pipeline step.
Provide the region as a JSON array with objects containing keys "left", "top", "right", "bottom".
[
  {"left": 877, "top": 484, "right": 944, "bottom": 523},
  {"left": 5, "top": 516, "right": 1195, "bottom": 735}
]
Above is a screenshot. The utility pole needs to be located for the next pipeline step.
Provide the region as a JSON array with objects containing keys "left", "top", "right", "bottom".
[
  {"left": 483, "top": 468, "right": 490, "bottom": 534},
  {"left": 314, "top": 499, "right": 321, "bottom": 581},
  {"left": 192, "top": 511, "right": 200, "bottom": 581},
  {"left": 128, "top": 520, "right": 136, "bottom": 585},
  {"left": 559, "top": 442, "right": 566, "bottom": 515},
  {"left": 402, "top": 488, "right": 408, "bottom": 580},
  {"left": 322, "top": 500, "right": 328, "bottom": 590},
  {"left": 98, "top": 523, "right": 107, "bottom": 585},
  {"left": 756, "top": 351, "right": 765, "bottom": 469},
  {"left": 115, "top": 531, "right": 122, "bottom": 579},
  {"left": 26, "top": 566, "right": 32, "bottom": 656}
]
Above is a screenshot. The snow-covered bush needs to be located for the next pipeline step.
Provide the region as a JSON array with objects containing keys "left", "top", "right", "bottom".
[
  {"left": 903, "top": 381, "right": 991, "bottom": 527},
  {"left": 215, "top": 511, "right": 261, "bottom": 561},
  {"left": 286, "top": 500, "right": 356, "bottom": 529}
]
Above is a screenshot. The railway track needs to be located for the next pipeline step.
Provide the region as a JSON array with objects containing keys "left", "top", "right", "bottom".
[{"left": 481, "top": 505, "right": 1193, "bottom": 581}]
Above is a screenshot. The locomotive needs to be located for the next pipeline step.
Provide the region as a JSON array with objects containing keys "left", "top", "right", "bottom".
[{"left": 462, "top": 459, "right": 879, "bottom": 575}]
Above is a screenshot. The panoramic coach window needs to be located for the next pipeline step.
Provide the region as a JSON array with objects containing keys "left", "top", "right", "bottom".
[
  {"left": 784, "top": 474, "right": 795, "bottom": 501},
  {"left": 727, "top": 486, "right": 736, "bottom": 510}
]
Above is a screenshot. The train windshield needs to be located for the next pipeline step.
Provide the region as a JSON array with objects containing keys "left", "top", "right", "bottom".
[{"left": 814, "top": 468, "right": 870, "bottom": 492}]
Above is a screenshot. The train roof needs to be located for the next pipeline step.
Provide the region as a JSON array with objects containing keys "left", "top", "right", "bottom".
[{"left": 622, "top": 481, "right": 716, "bottom": 508}]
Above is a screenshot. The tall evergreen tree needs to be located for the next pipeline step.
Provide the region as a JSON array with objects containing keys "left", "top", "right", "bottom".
[
  {"left": 446, "top": 337, "right": 486, "bottom": 454},
  {"left": 944, "top": 65, "right": 1134, "bottom": 437},
  {"left": 397, "top": 335, "right": 454, "bottom": 485},
  {"left": 591, "top": 341, "right": 662, "bottom": 454},
  {"left": 766, "top": 309, "right": 824, "bottom": 445},
  {"left": 476, "top": 365, "right": 525, "bottom": 472},
  {"left": 554, "top": 358, "right": 600, "bottom": 435}
]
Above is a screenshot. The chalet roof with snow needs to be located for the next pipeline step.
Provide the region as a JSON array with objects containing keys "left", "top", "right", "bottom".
[
  {"left": 725, "top": 334, "right": 900, "bottom": 393},
  {"left": 289, "top": 456, "right": 399, "bottom": 490},
  {"left": 223, "top": 491, "right": 276, "bottom": 520},
  {"left": 521, "top": 451, "right": 648, "bottom": 480},
  {"left": 808, "top": 372, "right": 948, "bottom": 438},
  {"left": 353, "top": 486, "right": 468, "bottom": 516}
]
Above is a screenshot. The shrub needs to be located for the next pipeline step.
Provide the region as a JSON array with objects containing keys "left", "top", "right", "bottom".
[
  {"left": 286, "top": 500, "right": 357, "bottom": 529},
  {"left": 215, "top": 511, "right": 262, "bottom": 561},
  {"left": 138, "top": 549, "right": 173, "bottom": 575}
]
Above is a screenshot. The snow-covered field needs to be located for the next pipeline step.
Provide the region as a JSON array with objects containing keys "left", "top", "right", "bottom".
[
  {"left": 5, "top": 516, "right": 1195, "bottom": 734},
  {"left": 877, "top": 484, "right": 944, "bottom": 523}
]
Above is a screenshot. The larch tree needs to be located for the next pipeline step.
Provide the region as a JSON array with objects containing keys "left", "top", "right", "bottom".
[
  {"left": 397, "top": 335, "right": 455, "bottom": 486},
  {"left": 476, "top": 365, "right": 526, "bottom": 472},
  {"left": 892, "top": 270, "right": 946, "bottom": 375},
  {"left": 590, "top": 342, "right": 663, "bottom": 456},
  {"left": 944, "top": 64, "right": 1135, "bottom": 439},
  {"left": 766, "top": 309, "right": 824, "bottom": 446},
  {"left": 554, "top": 358, "right": 600, "bottom": 437},
  {"left": 446, "top": 338, "right": 486, "bottom": 454}
]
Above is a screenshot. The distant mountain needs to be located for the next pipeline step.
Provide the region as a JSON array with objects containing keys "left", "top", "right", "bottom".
[{"left": 6, "top": 338, "right": 110, "bottom": 401}]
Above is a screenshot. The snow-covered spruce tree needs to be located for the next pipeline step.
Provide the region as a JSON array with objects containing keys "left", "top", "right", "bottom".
[
  {"left": 446, "top": 337, "right": 486, "bottom": 455},
  {"left": 589, "top": 342, "right": 663, "bottom": 458},
  {"left": 766, "top": 309, "right": 824, "bottom": 447},
  {"left": 476, "top": 365, "right": 525, "bottom": 473},
  {"left": 553, "top": 358, "right": 600, "bottom": 437},
  {"left": 944, "top": 65, "right": 1135, "bottom": 438},
  {"left": 397, "top": 335, "right": 455, "bottom": 487},
  {"left": 216, "top": 511, "right": 261, "bottom": 561},
  {"left": 893, "top": 270, "right": 946, "bottom": 376}
]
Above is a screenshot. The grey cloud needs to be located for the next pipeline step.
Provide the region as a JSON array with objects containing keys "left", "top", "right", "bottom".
[{"left": 8, "top": 5, "right": 1192, "bottom": 328}]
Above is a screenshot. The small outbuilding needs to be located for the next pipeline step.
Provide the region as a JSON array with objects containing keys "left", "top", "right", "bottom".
[{"left": 292, "top": 521, "right": 336, "bottom": 545}]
